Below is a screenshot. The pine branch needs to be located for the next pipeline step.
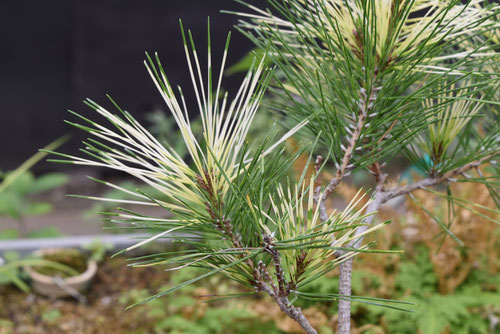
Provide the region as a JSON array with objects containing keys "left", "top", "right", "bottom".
[
  {"left": 253, "top": 235, "right": 317, "bottom": 334},
  {"left": 336, "top": 151, "right": 498, "bottom": 334},
  {"left": 258, "top": 282, "right": 318, "bottom": 334},
  {"left": 263, "top": 234, "right": 288, "bottom": 295},
  {"left": 218, "top": 215, "right": 318, "bottom": 333},
  {"left": 322, "top": 86, "right": 377, "bottom": 200},
  {"left": 316, "top": 78, "right": 380, "bottom": 230},
  {"left": 382, "top": 151, "right": 499, "bottom": 202}
]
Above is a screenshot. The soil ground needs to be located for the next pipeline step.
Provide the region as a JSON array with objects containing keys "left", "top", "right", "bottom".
[{"left": 0, "top": 257, "right": 168, "bottom": 334}]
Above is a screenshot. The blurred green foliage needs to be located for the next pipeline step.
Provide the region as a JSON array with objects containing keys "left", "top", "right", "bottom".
[
  {"left": 0, "top": 251, "right": 25, "bottom": 290},
  {"left": 290, "top": 244, "right": 500, "bottom": 333},
  {"left": 119, "top": 267, "right": 282, "bottom": 334},
  {"left": 225, "top": 49, "right": 272, "bottom": 76},
  {"left": 111, "top": 233, "right": 498, "bottom": 334},
  {"left": 0, "top": 170, "right": 68, "bottom": 220},
  {"left": 82, "top": 239, "right": 113, "bottom": 263},
  {"left": 0, "top": 136, "right": 69, "bottom": 239}
]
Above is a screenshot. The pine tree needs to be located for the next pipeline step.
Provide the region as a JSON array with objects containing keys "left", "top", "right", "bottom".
[
  {"left": 232, "top": 0, "right": 499, "bottom": 332},
  {"left": 48, "top": 1, "right": 499, "bottom": 333}
]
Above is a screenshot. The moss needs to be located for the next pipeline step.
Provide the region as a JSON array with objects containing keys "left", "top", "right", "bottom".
[{"left": 34, "top": 249, "right": 87, "bottom": 277}]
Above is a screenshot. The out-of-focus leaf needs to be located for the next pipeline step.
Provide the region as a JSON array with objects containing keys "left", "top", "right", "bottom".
[
  {"left": 3, "top": 251, "right": 20, "bottom": 262},
  {"left": 225, "top": 49, "right": 271, "bottom": 75},
  {"left": 0, "top": 228, "right": 20, "bottom": 240},
  {"left": 0, "top": 192, "right": 23, "bottom": 219},
  {"left": 0, "top": 135, "right": 70, "bottom": 194},
  {"left": 41, "top": 309, "right": 62, "bottom": 323},
  {"left": 24, "top": 202, "right": 53, "bottom": 216},
  {"left": 27, "top": 226, "right": 64, "bottom": 238},
  {"left": 28, "top": 173, "right": 69, "bottom": 195},
  {"left": 6, "top": 172, "right": 34, "bottom": 196}
]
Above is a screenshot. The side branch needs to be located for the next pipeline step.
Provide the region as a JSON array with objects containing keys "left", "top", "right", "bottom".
[
  {"left": 382, "top": 151, "right": 499, "bottom": 203},
  {"left": 205, "top": 185, "right": 318, "bottom": 334},
  {"left": 322, "top": 84, "right": 380, "bottom": 201},
  {"left": 348, "top": 152, "right": 498, "bottom": 249},
  {"left": 323, "top": 109, "right": 367, "bottom": 200}
]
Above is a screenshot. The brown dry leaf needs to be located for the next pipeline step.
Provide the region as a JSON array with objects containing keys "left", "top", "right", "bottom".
[{"left": 406, "top": 174, "right": 499, "bottom": 294}]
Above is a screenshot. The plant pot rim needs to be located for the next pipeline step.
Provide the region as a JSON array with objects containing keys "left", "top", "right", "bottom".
[{"left": 24, "top": 247, "right": 97, "bottom": 285}]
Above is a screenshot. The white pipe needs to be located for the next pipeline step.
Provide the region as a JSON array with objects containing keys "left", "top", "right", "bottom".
[{"left": 0, "top": 233, "right": 175, "bottom": 255}]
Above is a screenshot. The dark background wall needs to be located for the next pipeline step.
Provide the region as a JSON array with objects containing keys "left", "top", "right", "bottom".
[{"left": 0, "top": 0, "right": 266, "bottom": 171}]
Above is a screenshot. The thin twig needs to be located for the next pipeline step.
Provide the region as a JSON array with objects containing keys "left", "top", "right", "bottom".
[{"left": 263, "top": 234, "right": 288, "bottom": 295}]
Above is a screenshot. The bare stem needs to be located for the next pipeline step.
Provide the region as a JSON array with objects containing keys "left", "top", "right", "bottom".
[
  {"left": 334, "top": 82, "right": 379, "bottom": 334},
  {"left": 315, "top": 87, "right": 377, "bottom": 258},
  {"left": 263, "top": 234, "right": 288, "bottom": 295},
  {"left": 337, "top": 257, "right": 354, "bottom": 334},
  {"left": 337, "top": 175, "right": 386, "bottom": 334}
]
